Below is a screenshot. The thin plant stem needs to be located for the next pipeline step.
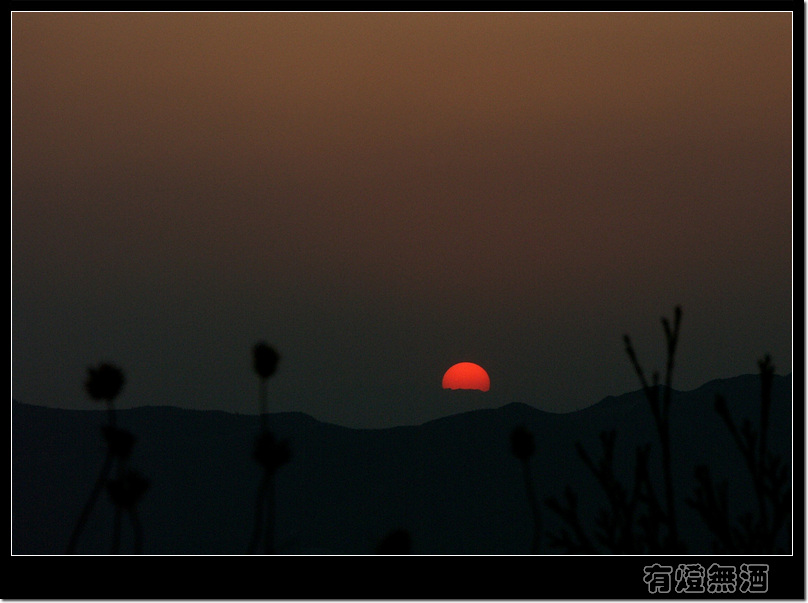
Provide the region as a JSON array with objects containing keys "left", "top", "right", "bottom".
[
  {"left": 659, "top": 307, "right": 681, "bottom": 549},
  {"left": 757, "top": 357, "right": 774, "bottom": 533},
  {"left": 520, "top": 459, "right": 542, "bottom": 554},
  {"left": 248, "top": 473, "right": 269, "bottom": 554},
  {"left": 264, "top": 474, "right": 276, "bottom": 554},
  {"left": 624, "top": 306, "right": 682, "bottom": 551},
  {"left": 65, "top": 451, "right": 113, "bottom": 554},
  {"left": 259, "top": 380, "right": 268, "bottom": 432}
]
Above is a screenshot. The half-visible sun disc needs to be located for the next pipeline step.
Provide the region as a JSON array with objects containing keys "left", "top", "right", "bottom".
[{"left": 442, "top": 362, "right": 490, "bottom": 392}]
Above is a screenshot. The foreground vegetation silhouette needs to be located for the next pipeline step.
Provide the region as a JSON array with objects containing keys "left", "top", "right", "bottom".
[
  {"left": 58, "top": 307, "right": 789, "bottom": 555},
  {"left": 524, "top": 306, "right": 791, "bottom": 554},
  {"left": 510, "top": 425, "right": 542, "bottom": 553},
  {"left": 689, "top": 354, "right": 790, "bottom": 553},
  {"left": 66, "top": 364, "right": 149, "bottom": 554},
  {"left": 247, "top": 341, "right": 289, "bottom": 554}
]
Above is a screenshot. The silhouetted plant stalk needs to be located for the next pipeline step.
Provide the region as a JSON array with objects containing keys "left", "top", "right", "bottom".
[
  {"left": 510, "top": 425, "right": 542, "bottom": 553},
  {"left": 546, "top": 432, "right": 658, "bottom": 553},
  {"left": 687, "top": 355, "right": 790, "bottom": 553},
  {"left": 543, "top": 306, "right": 789, "bottom": 554},
  {"left": 545, "top": 306, "right": 685, "bottom": 553},
  {"left": 66, "top": 364, "right": 148, "bottom": 554},
  {"left": 544, "top": 485, "right": 597, "bottom": 553},
  {"left": 575, "top": 431, "right": 643, "bottom": 552},
  {"left": 248, "top": 341, "right": 289, "bottom": 554},
  {"left": 623, "top": 305, "right": 682, "bottom": 551}
]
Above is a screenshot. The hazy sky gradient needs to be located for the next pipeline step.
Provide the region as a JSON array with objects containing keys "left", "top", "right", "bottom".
[{"left": 12, "top": 12, "right": 793, "bottom": 427}]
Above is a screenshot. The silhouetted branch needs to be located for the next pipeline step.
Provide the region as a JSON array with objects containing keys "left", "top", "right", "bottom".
[
  {"left": 248, "top": 341, "right": 287, "bottom": 555},
  {"left": 65, "top": 450, "right": 113, "bottom": 554},
  {"left": 687, "top": 464, "right": 736, "bottom": 552},
  {"left": 106, "top": 468, "right": 150, "bottom": 553},
  {"left": 253, "top": 342, "right": 280, "bottom": 432},
  {"left": 622, "top": 306, "right": 683, "bottom": 551},
  {"left": 691, "top": 356, "right": 790, "bottom": 553},
  {"left": 546, "top": 307, "right": 686, "bottom": 554},
  {"left": 634, "top": 443, "right": 666, "bottom": 551},
  {"left": 510, "top": 426, "right": 542, "bottom": 553},
  {"left": 544, "top": 486, "right": 596, "bottom": 553},
  {"left": 68, "top": 363, "right": 149, "bottom": 554},
  {"left": 572, "top": 431, "right": 651, "bottom": 553}
]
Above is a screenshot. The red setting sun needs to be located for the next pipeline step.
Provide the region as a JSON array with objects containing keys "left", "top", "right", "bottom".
[{"left": 442, "top": 362, "right": 490, "bottom": 392}]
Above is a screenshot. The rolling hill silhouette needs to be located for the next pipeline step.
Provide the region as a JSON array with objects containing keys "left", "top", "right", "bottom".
[{"left": 12, "top": 373, "right": 791, "bottom": 554}]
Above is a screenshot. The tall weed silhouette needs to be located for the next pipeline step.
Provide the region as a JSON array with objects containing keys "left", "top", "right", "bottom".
[
  {"left": 539, "top": 307, "right": 686, "bottom": 553},
  {"left": 687, "top": 355, "right": 791, "bottom": 552},
  {"left": 247, "top": 341, "right": 290, "bottom": 554},
  {"left": 536, "top": 306, "right": 790, "bottom": 554},
  {"left": 51, "top": 311, "right": 788, "bottom": 555},
  {"left": 510, "top": 425, "right": 542, "bottom": 553},
  {"left": 66, "top": 363, "right": 149, "bottom": 553}
]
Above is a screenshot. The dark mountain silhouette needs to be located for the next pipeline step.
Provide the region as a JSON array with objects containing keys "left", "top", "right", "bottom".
[{"left": 12, "top": 373, "right": 791, "bottom": 554}]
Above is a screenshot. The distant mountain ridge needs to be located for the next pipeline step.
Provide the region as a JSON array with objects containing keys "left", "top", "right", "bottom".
[{"left": 12, "top": 373, "right": 792, "bottom": 554}]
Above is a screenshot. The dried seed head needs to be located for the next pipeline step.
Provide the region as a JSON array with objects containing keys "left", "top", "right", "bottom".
[
  {"left": 253, "top": 342, "right": 280, "bottom": 380},
  {"left": 85, "top": 364, "right": 125, "bottom": 402}
]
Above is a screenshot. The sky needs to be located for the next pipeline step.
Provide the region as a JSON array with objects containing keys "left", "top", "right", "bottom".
[{"left": 12, "top": 11, "right": 794, "bottom": 428}]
